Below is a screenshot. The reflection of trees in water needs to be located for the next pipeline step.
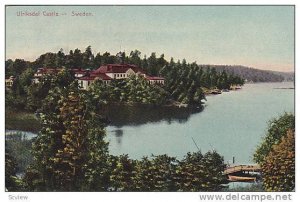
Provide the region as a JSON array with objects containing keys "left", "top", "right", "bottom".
[
  {"left": 111, "top": 129, "right": 123, "bottom": 145},
  {"left": 100, "top": 104, "right": 203, "bottom": 127}
]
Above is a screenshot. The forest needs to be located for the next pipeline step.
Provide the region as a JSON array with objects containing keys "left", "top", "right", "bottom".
[
  {"left": 5, "top": 84, "right": 227, "bottom": 191},
  {"left": 5, "top": 84, "right": 295, "bottom": 192},
  {"left": 6, "top": 46, "right": 245, "bottom": 111},
  {"left": 5, "top": 46, "right": 295, "bottom": 192},
  {"left": 6, "top": 46, "right": 290, "bottom": 82}
]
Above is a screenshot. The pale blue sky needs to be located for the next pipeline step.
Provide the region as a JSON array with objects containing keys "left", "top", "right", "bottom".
[{"left": 6, "top": 6, "right": 294, "bottom": 72}]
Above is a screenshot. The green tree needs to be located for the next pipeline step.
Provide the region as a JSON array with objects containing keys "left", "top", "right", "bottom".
[
  {"left": 261, "top": 129, "right": 295, "bottom": 191},
  {"left": 26, "top": 85, "right": 109, "bottom": 191},
  {"left": 254, "top": 113, "right": 295, "bottom": 164},
  {"left": 5, "top": 59, "right": 14, "bottom": 77},
  {"left": 55, "top": 48, "right": 65, "bottom": 67},
  {"left": 102, "top": 52, "right": 116, "bottom": 65},
  {"left": 10, "top": 59, "right": 29, "bottom": 76},
  {"left": 5, "top": 149, "right": 19, "bottom": 191},
  {"left": 41, "top": 53, "right": 57, "bottom": 67},
  {"left": 148, "top": 52, "right": 158, "bottom": 75},
  {"left": 65, "top": 50, "right": 75, "bottom": 68},
  {"left": 94, "top": 52, "right": 102, "bottom": 69},
  {"left": 109, "top": 155, "right": 137, "bottom": 191},
  {"left": 135, "top": 155, "right": 176, "bottom": 191},
  {"left": 73, "top": 48, "right": 83, "bottom": 68},
  {"left": 82, "top": 46, "right": 94, "bottom": 68},
  {"left": 129, "top": 50, "right": 142, "bottom": 66},
  {"left": 175, "top": 151, "right": 226, "bottom": 191}
]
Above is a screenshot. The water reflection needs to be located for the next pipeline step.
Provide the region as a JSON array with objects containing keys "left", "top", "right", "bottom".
[
  {"left": 5, "top": 130, "right": 37, "bottom": 140},
  {"left": 111, "top": 129, "right": 124, "bottom": 145},
  {"left": 100, "top": 104, "right": 203, "bottom": 127}
]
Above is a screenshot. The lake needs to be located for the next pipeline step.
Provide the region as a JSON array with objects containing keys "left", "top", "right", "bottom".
[{"left": 105, "top": 82, "right": 294, "bottom": 164}]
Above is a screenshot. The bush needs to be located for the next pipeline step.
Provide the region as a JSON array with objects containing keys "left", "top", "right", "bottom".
[
  {"left": 261, "top": 129, "right": 295, "bottom": 191},
  {"left": 253, "top": 113, "right": 295, "bottom": 164}
]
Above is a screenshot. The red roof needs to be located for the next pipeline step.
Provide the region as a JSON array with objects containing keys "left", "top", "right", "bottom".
[
  {"left": 78, "top": 73, "right": 112, "bottom": 81},
  {"left": 93, "top": 64, "right": 146, "bottom": 74},
  {"left": 93, "top": 73, "right": 112, "bottom": 80}
]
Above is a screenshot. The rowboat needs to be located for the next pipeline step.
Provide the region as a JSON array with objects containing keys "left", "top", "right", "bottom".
[{"left": 228, "top": 175, "right": 257, "bottom": 182}]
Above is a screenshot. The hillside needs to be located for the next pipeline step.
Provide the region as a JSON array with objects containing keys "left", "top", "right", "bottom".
[
  {"left": 198, "top": 65, "right": 293, "bottom": 82},
  {"left": 269, "top": 71, "right": 295, "bottom": 82}
]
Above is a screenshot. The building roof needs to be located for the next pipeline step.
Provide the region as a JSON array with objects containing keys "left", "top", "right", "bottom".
[
  {"left": 93, "top": 64, "right": 146, "bottom": 74},
  {"left": 78, "top": 73, "right": 112, "bottom": 81},
  {"left": 93, "top": 73, "right": 113, "bottom": 80},
  {"left": 78, "top": 76, "right": 95, "bottom": 81}
]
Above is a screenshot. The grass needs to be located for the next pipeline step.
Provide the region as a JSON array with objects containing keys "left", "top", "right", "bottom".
[{"left": 5, "top": 109, "right": 41, "bottom": 133}]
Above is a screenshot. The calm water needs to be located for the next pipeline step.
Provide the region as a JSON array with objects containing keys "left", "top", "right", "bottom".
[{"left": 106, "top": 82, "right": 294, "bottom": 164}]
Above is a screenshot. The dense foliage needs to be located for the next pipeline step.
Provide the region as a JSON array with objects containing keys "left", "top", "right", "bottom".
[
  {"left": 254, "top": 113, "right": 295, "bottom": 192},
  {"left": 6, "top": 83, "right": 226, "bottom": 191},
  {"left": 6, "top": 46, "right": 288, "bottom": 192},
  {"left": 108, "top": 152, "right": 226, "bottom": 192},
  {"left": 160, "top": 60, "right": 244, "bottom": 105},
  {"left": 261, "top": 129, "right": 295, "bottom": 191},
  {"left": 6, "top": 46, "right": 246, "bottom": 110},
  {"left": 6, "top": 67, "right": 75, "bottom": 111},
  {"left": 6, "top": 47, "right": 288, "bottom": 84},
  {"left": 5, "top": 149, "right": 19, "bottom": 191},
  {"left": 22, "top": 85, "right": 110, "bottom": 191},
  {"left": 253, "top": 113, "right": 295, "bottom": 164},
  {"left": 89, "top": 75, "right": 169, "bottom": 106}
]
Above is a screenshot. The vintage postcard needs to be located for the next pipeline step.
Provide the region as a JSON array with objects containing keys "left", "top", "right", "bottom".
[{"left": 4, "top": 4, "right": 295, "bottom": 201}]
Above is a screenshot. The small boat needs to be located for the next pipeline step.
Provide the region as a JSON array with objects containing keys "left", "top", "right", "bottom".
[
  {"left": 228, "top": 175, "right": 257, "bottom": 182},
  {"left": 230, "top": 85, "right": 242, "bottom": 90},
  {"left": 211, "top": 89, "right": 222, "bottom": 94}
]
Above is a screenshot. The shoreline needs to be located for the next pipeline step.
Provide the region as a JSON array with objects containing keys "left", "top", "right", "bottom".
[{"left": 5, "top": 85, "right": 242, "bottom": 133}]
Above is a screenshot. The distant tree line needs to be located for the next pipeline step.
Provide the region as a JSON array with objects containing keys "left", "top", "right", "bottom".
[
  {"left": 6, "top": 46, "right": 289, "bottom": 82},
  {"left": 212, "top": 65, "right": 288, "bottom": 82}
]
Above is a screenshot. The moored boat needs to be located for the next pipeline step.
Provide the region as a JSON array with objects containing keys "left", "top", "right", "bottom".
[{"left": 228, "top": 175, "right": 257, "bottom": 182}]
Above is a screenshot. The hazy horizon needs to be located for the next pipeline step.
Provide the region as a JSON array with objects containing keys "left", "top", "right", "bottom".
[{"left": 5, "top": 5, "right": 294, "bottom": 72}]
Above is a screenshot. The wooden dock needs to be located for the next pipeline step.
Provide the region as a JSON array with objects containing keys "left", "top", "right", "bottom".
[
  {"left": 224, "top": 164, "right": 261, "bottom": 182},
  {"left": 225, "top": 164, "right": 261, "bottom": 175}
]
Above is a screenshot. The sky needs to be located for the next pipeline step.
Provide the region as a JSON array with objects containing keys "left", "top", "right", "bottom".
[{"left": 5, "top": 5, "right": 294, "bottom": 72}]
